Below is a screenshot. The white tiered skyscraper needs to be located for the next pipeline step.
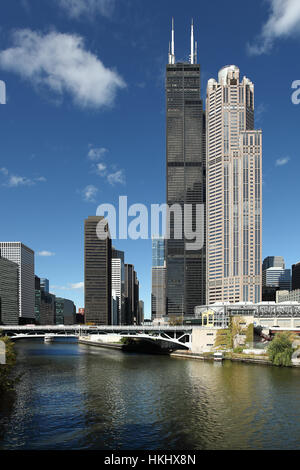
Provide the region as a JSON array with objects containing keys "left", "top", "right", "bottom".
[
  {"left": 206, "top": 66, "right": 262, "bottom": 304},
  {"left": 0, "top": 242, "right": 35, "bottom": 320}
]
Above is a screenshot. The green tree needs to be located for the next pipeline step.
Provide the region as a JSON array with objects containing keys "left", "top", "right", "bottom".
[
  {"left": 267, "top": 333, "right": 294, "bottom": 367},
  {"left": 214, "top": 329, "right": 232, "bottom": 350},
  {"left": 168, "top": 317, "right": 183, "bottom": 326}
]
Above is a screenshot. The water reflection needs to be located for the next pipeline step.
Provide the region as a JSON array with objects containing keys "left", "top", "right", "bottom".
[{"left": 0, "top": 340, "right": 300, "bottom": 450}]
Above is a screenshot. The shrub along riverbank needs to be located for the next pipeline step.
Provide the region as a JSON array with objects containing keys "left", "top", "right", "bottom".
[{"left": 0, "top": 334, "right": 17, "bottom": 395}]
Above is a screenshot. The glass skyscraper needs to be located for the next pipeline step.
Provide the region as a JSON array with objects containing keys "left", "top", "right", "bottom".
[
  {"left": 152, "top": 237, "right": 165, "bottom": 267},
  {"left": 166, "top": 21, "right": 206, "bottom": 317}
]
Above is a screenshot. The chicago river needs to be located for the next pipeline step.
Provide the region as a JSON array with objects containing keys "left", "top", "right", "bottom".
[{"left": 1, "top": 339, "right": 300, "bottom": 450}]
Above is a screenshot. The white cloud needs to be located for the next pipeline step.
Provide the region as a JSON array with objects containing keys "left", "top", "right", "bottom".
[
  {"left": 96, "top": 163, "right": 107, "bottom": 175},
  {"left": 51, "top": 282, "right": 84, "bottom": 291},
  {"left": 70, "top": 282, "right": 84, "bottom": 290},
  {"left": 0, "top": 29, "right": 125, "bottom": 109},
  {"left": 276, "top": 157, "right": 290, "bottom": 166},
  {"left": 57, "top": 0, "right": 115, "bottom": 19},
  {"left": 248, "top": 0, "right": 300, "bottom": 55},
  {"left": 88, "top": 147, "right": 108, "bottom": 161},
  {"left": 1, "top": 172, "right": 46, "bottom": 188},
  {"left": 256, "top": 103, "right": 268, "bottom": 124},
  {"left": 82, "top": 184, "right": 98, "bottom": 202},
  {"left": 38, "top": 251, "right": 55, "bottom": 257},
  {"left": 107, "top": 169, "right": 125, "bottom": 185}
]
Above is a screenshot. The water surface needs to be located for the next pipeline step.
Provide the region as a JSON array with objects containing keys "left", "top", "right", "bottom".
[{"left": 0, "top": 339, "right": 299, "bottom": 450}]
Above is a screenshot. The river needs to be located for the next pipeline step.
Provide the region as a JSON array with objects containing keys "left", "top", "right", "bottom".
[{"left": 0, "top": 339, "right": 300, "bottom": 450}]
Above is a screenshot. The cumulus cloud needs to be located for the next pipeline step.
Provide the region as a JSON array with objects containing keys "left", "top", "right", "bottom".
[
  {"left": 88, "top": 147, "right": 108, "bottom": 161},
  {"left": 107, "top": 169, "right": 125, "bottom": 185},
  {"left": 52, "top": 282, "right": 84, "bottom": 291},
  {"left": 276, "top": 157, "right": 290, "bottom": 166},
  {"left": 96, "top": 163, "right": 107, "bottom": 175},
  {"left": 0, "top": 168, "right": 47, "bottom": 188},
  {"left": 248, "top": 0, "right": 300, "bottom": 55},
  {"left": 57, "top": 0, "right": 115, "bottom": 19},
  {"left": 82, "top": 184, "right": 98, "bottom": 202},
  {"left": 0, "top": 29, "right": 126, "bottom": 108},
  {"left": 70, "top": 282, "right": 84, "bottom": 290},
  {"left": 38, "top": 251, "right": 55, "bottom": 257},
  {"left": 256, "top": 103, "right": 268, "bottom": 124}
]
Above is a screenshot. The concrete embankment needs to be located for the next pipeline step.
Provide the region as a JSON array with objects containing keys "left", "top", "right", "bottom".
[
  {"left": 78, "top": 335, "right": 123, "bottom": 351},
  {"left": 171, "top": 351, "right": 300, "bottom": 367},
  {"left": 171, "top": 351, "right": 207, "bottom": 361}
]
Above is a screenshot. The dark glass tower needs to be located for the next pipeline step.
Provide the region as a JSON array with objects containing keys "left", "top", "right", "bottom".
[
  {"left": 166, "top": 21, "right": 206, "bottom": 317},
  {"left": 84, "top": 216, "right": 112, "bottom": 325}
]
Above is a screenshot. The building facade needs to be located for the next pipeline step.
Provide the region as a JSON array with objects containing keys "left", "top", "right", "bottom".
[
  {"left": 112, "top": 248, "right": 125, "bottom": 325},
  {"left": 277, "top": 289, "right": 300, "bottom": 304},
  {"left": 0, "top": 242, "right": 35, "bottom": 321},
  {"left": 134, "top": 271, "right": 140, "bottom": 325},
  {"left": 55, "top": 298, "right": 76, "bottom": 325},
  {"left": 84, "top": 216, "right": 112, "bottom": 325},
  {"left": 124, "top": 264, "right": 134, "bottom": 325},
  {"left": 206, "top": 66, "right": 262, "bottom": 304},
  {"left": 0, "top": 257, "right": 19, "bottom": 325},
  {"left": 40, "top": 292, "right": 56, "bottom": 325},
  {"left": 151, "top": 237, "right": 166, "bottom": 320},
  {"left": 263, "top": 256, "right": 285, "bottom": 271},
  {"left": 139, "top": 300, "right": 145, "bottom": 324},
  {"left": 292, "top": 262, "right": 300, "bottom": 291},
  {"left": 262, "top": 267, "right": 291, "bottom": 291},
  {"left": 166, "top": 21, "right": 206, "bottom": 317},
  {"left": 40, "top": 278, "right": 50, "bottom": 294}
]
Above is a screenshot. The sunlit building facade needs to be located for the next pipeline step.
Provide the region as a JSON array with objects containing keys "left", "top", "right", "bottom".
[{"left": 206, "top": 66, "right": 262, "bottom": 304}]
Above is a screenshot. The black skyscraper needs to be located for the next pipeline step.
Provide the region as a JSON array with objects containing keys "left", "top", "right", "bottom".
[
  {"left": 84, "top": 216, "right": 112, "bottom": 325},
  {"left": 166, "top": 21, "right": 206, "bottom": 317},
  {"left": 292, "top": 262, "right": 300, "bottom": 291}
]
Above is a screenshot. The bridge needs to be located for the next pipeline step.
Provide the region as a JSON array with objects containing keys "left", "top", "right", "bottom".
[{"left": 0, "top": 325, "right": 193, "bottom": 351}]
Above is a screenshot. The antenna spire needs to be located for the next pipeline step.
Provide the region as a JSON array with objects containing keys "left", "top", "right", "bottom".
[
  {"left": 190, "top": 19, "right": 197, "bottom": 64},
  {"left": 169, "top": 18, "right": 175, "bottom": 64}
]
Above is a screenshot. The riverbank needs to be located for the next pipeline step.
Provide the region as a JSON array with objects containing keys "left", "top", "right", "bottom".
[
  {"left": 171, "top": 350, "right": 300, "bottom": 368},
  {"left": 78, "top": 338, "right": 123, "bottom": 350},
  {"left": 0, "top": 336, "right": 17, "bottom": 395},
  {"left": 78, "top": 336, "right": 300, "bottom": 368}
]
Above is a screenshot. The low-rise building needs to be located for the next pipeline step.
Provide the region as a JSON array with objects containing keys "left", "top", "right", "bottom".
[
  {"left": 56, "top": 298, "right": 76, "bottom": 325},
  {"left": 277, "top": 289, "right": 300, "bottom": 304}
]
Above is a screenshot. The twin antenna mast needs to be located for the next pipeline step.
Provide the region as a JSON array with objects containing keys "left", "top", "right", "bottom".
[{"left": 168, "top": 18, "right": 198, "bottom": 65}]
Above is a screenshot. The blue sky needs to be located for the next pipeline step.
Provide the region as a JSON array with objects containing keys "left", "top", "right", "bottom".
[{"left": 0, "top": 0, "right": 300, "bottom": 317}]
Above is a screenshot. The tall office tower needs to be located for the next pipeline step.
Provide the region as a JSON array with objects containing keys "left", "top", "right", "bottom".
[
  {"left": 139, "top": 300, "right": 145, "bottom": 324},
  {"left": 151, "top": 237, "right": 166, "bottom": 320},
  {"left": 84, "top": 216, "right": 112, "bottom": 325},
  {"left": 40, "top": 292, "right": 56, "bottom": 325},
  {"left": 134, "top": 271, "right": 140, "bottom": 324},
  {"left": 206, "top": 66, "right": 262, "bottom": 304},
  {"left": 35, "top": 275, "right": 41, "bottom": 324},
  {"left": 263, "top": 256, "right": 285, "bottom": 271},
  {"left": 124, "top": 264, "right": 135, "bottom": 325},
  {"left": 166, "top": 20, "right": 206, "bottom": 317},
  {"left": 292, "top": 262, "right": 300, "bottom": 291},
  {"left": 40, "top": 278, "right": 50, "bottom": 294},
  {"left": 0, "top": 256, "right": 19, "bottom": 325},
  {"left": 112, "top": 247, "right": 125, "bottom": 325},
  {"left": 0, "top": 242, "right": 35, "bottom": 322},
  {"left": 111, "top": 290, "right": 119, "bottom": 326}
]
